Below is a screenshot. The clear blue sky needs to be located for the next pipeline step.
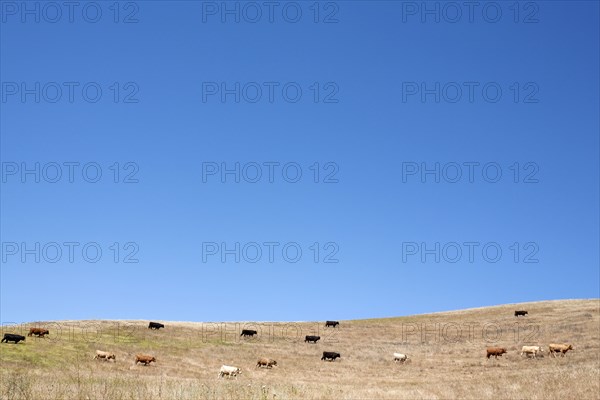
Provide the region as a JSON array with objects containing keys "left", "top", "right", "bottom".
[{"left": 1, "top": 1, "right": 598, "bottom": 324}]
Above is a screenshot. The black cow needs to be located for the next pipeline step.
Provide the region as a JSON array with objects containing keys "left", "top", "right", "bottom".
[
  {"left": 305, "top": 335, "right": 321, "bottom": 343},
  {"left": 1, "top": 334, "right": 26, "bottom": 344},
  {"left": 514, "top": 310, "right": 528, "bottom": 317},
  {"left": 240, "top": 329, "right": 257, "bottom": 337},
  {"left": 321, "top": 351, "right": 341, "bottom": 361},
  {"left": 325, "top": 321, "right": 339, "bottom": 328},
  {"left": 148, "top": 322, "right": 165, "bottom": 330}
]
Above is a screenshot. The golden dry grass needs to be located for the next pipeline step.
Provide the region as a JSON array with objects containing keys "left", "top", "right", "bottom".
[{"left": 1, "top": 299, "right": 598, "bottom": 399}]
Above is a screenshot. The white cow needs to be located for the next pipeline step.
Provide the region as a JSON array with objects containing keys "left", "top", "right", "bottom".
[
  {"left": 393, "top": 353, "right": 408, "bottom": 363},
  {"left": 94, "top": 350, "right": 116, "bottom": 361},
  {"left": 219, "top": 365, "right": 242, "bottom": 378},
  {"left": 521, "top": 346, "right": 543, "bottom": 358}
]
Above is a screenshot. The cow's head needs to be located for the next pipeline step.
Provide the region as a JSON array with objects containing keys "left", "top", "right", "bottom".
[
  {"left": 270, "top": 360, "right": 277, "bottom": 366},
  {"left": 501, "top": 348, "right": 507, "bottom": 354},
  {"left": 109, "top": 354, "right": 116, "bottom": 360},
  {"left": 567, "top": 345, "right": 574, "bottom": 350}
]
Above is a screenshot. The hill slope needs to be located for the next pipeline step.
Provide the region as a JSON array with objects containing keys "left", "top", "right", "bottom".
[{"left": 1, "top": 299, "right": 599, "bottom": 399}]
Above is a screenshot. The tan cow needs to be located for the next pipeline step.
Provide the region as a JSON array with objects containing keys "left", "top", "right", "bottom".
[
  {"left": 256, "top": 358, "right": 277, "bottom": 368},
  {"left": 549, "top": 343, "right": 573, "bottom": 357},
  {"left": 393, "top": 353, "right": 408, "bottom": 363},
  {"left": 135, "top": 354, "right": 156, "bottom": 365},
  {"left": 219, "top": 365, "right": 242, "bottom": 378},
  {"left": 94, "top": 350, "right": 116, "bottom": 361},
  {"left": 521, "top": 346, "right": 543, "bottom": 358}
]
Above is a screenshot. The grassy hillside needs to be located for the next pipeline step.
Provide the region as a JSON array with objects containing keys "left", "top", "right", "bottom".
[{"left": 1, "top": 299, "right": 599, "bottom": 399}]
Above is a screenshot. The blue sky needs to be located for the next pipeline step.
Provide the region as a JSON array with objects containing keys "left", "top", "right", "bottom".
[{"left": 1, "top": 1, "right": 598, "bottom": 323}]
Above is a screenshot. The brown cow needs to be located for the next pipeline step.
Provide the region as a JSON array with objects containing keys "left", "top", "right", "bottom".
[
  {"left": 135, "top": 354, "right": 156, "bottom": 365},
  {"left": 256, "top": 358, "right": 277, "bottom": 368},
  {"left": 549, "top": 343, "right": 573, "bottom": 357},
  {"left": 486, "top": 347, "right": 507, "bottom": 359},
  {"left": 27, "top": 328, "right": 49, "bottom": 337}
]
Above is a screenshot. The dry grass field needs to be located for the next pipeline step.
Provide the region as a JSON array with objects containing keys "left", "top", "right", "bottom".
[{"left": 1, "top": 299, "right": 598, "bottom": 399}]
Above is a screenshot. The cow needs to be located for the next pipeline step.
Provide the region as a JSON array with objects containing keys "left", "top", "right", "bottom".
[
  {"left": 321, "top": 351, "right": 341, "bottom": 361},
  {"left": 148, "top": 322, "right": 164, "bottom": 330},
  {"left": 515, "top": 310, "right": 528, "bottom": 317},
  {"left": 135, "top": 354, "right": 156, "bottom": 365},
  {"left": 521, "top": 346, "right": 543, "bottom": 358},
  {"left": 27, "top": 328, "right": 49, "bottom": 337},
  {"left": 219, "top": 365, "right": 242, "bottom": 378},
  {"left": 549, "top": 343, "right": 574, "bottom": 357},
  {"left": 325, "top": 321, "right": 339, "bottom": 328},
  {"left": 486, "top": 347, "right": 507, "bottom": 359},
  {"left": 256, "top": 358, "right": 277, "bottom": 368},
  {"left": 393, "top": 353, "right": 408, "bottom": 363},
  {"left": 94, "top": 350, "right": 116, "bottom": 361},
  {"left": 305, "top": 335, "right": 321, "bottom": 343},
  {"left": 1, "top": 334, "right": 26, "bottom": 344},
  {"left": 240, "top": 329, "right": 257, "bottom": 337}
]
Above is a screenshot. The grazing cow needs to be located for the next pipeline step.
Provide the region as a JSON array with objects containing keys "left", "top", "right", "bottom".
[
  {"left": 28, "top": 328, "right": 50, "bottom": 337},
  {"left": 305, "top": 335, "right": 321, "bottom": 343},
  {"left": 393, "top": 353, "right": 408, "bottom": 363},
  {"left": 256, "top": 358, "right": 277, "bottom": 368},
  {"left": 94, "top": 350, "right": 116, "bottom": 361},
  {"left": 486, "top": 347, "right": 507, "bottom": 359},
  {"left": 135, "top": 354, "right": 156, "bottom": 365},
  {"left": 1, "top": 334, "right": 26, "bottom": 344},
  {"left": 219, "top": 365, "right": 242, "bottom": 378},
  {"left": 325, "top": 321, "right": 339, "bottom": 328},
  {"left": 321, "top": 351, "right": 341, "bottom": 361},
  {"left": 515, "top": 310, "right": 528, "bottom": 317},
  {"left": 148, "top": 322, "right": 164, "bottom": 330},
  {"left": 240, "top": 329, "right": 257, "bottom": 337},
  {"left": 549, "top": 343, "right": 574, "bottom": 357},
  {"left": 521, "top": 346, "right": 543, "bottom": 358}
]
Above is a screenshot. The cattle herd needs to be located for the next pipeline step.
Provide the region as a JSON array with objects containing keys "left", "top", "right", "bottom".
[
  {"left": 0, "top": 312, "right": 577, "bottom": 378},
  {"left": 482, "top": 310, "right": 575, "bottom": 360}
]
